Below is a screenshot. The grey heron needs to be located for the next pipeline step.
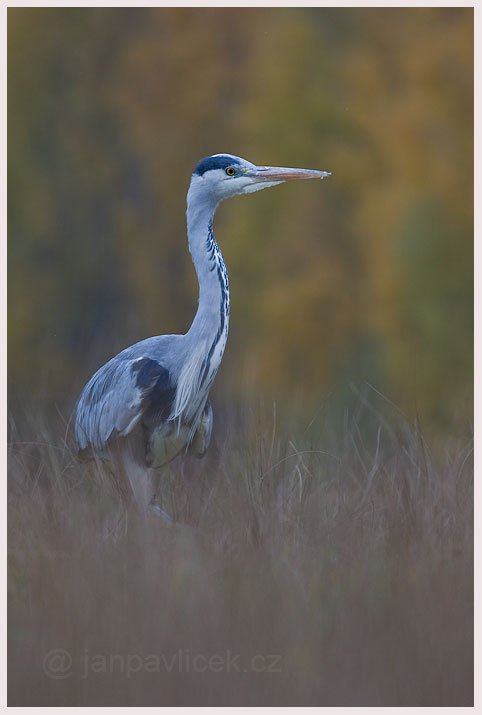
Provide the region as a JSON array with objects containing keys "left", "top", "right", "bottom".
[{"left": 75, "top": 154, "right": 330, "bottom": 515}]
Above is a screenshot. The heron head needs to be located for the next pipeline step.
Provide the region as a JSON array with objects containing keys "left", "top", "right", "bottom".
[{"left": 189, "top": 153, "right": 331, "bottom": 204}]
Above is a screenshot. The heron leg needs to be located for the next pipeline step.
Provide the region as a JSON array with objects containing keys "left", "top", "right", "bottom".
[
  {"left": 109, "top": 444, "right": 157, "bottom": 515},
  {"left": 149, "top": 502, "right": 174, "bottom": 523},
  {"left": 149, "top": 472, "right": 176, "bottom": 523},
  {"left": 116, "top": 445, "right": 177, "bottom": 523}
]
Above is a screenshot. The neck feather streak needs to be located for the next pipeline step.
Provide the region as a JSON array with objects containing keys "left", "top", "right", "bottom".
[{"left": 171, "top": 202, "right": 230, "bottom": 427}]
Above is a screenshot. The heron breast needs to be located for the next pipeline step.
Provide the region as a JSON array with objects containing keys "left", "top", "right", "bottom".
[{"left": 146, "top": 422, "right": 191, "bottom": 469}]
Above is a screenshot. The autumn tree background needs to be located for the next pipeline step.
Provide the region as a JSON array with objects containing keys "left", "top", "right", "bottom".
[{"left": 8, "top": 6, "right": 473, "bottom": 430}]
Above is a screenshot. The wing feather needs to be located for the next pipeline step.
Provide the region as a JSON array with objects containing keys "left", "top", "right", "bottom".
[{"left": 75, "top": 355, "right": 175, "bottom": 453}]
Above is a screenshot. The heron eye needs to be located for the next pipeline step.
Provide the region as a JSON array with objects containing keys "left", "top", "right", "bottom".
[{"left": 225, "top": 167, "right": 236, "bottom": 176}]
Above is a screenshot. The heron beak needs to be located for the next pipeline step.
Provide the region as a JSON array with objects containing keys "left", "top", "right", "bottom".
[{"left": 248, "top": 166, "right": 331, "bottom": 182}]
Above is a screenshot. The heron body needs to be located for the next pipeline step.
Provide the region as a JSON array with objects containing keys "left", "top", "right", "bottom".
[{"left": 75, "top": 154, "right": 330, "bottom": 512}]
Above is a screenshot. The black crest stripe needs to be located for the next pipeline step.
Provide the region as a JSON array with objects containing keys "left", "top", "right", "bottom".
[{"left": 194, "top": 155, "right": 241, "bottom": 176}]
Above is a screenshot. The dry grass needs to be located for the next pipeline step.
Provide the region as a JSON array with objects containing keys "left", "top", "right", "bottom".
[{"left": 8, "top": 393, "right": 473, "bottom": 706}]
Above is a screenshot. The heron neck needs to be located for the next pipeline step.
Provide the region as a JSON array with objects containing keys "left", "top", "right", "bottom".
[{"left": 185, "top": 195, "right": 230, "bottom": 345}]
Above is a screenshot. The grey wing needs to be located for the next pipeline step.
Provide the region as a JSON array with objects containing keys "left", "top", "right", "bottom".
[{"left": 75, "top": 355, "right": 176, "bottom": 453}]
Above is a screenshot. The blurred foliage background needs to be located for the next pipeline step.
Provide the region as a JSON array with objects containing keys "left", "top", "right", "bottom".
[{"left": 8, "top": 7, "right": 473, "bottom": 429}]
